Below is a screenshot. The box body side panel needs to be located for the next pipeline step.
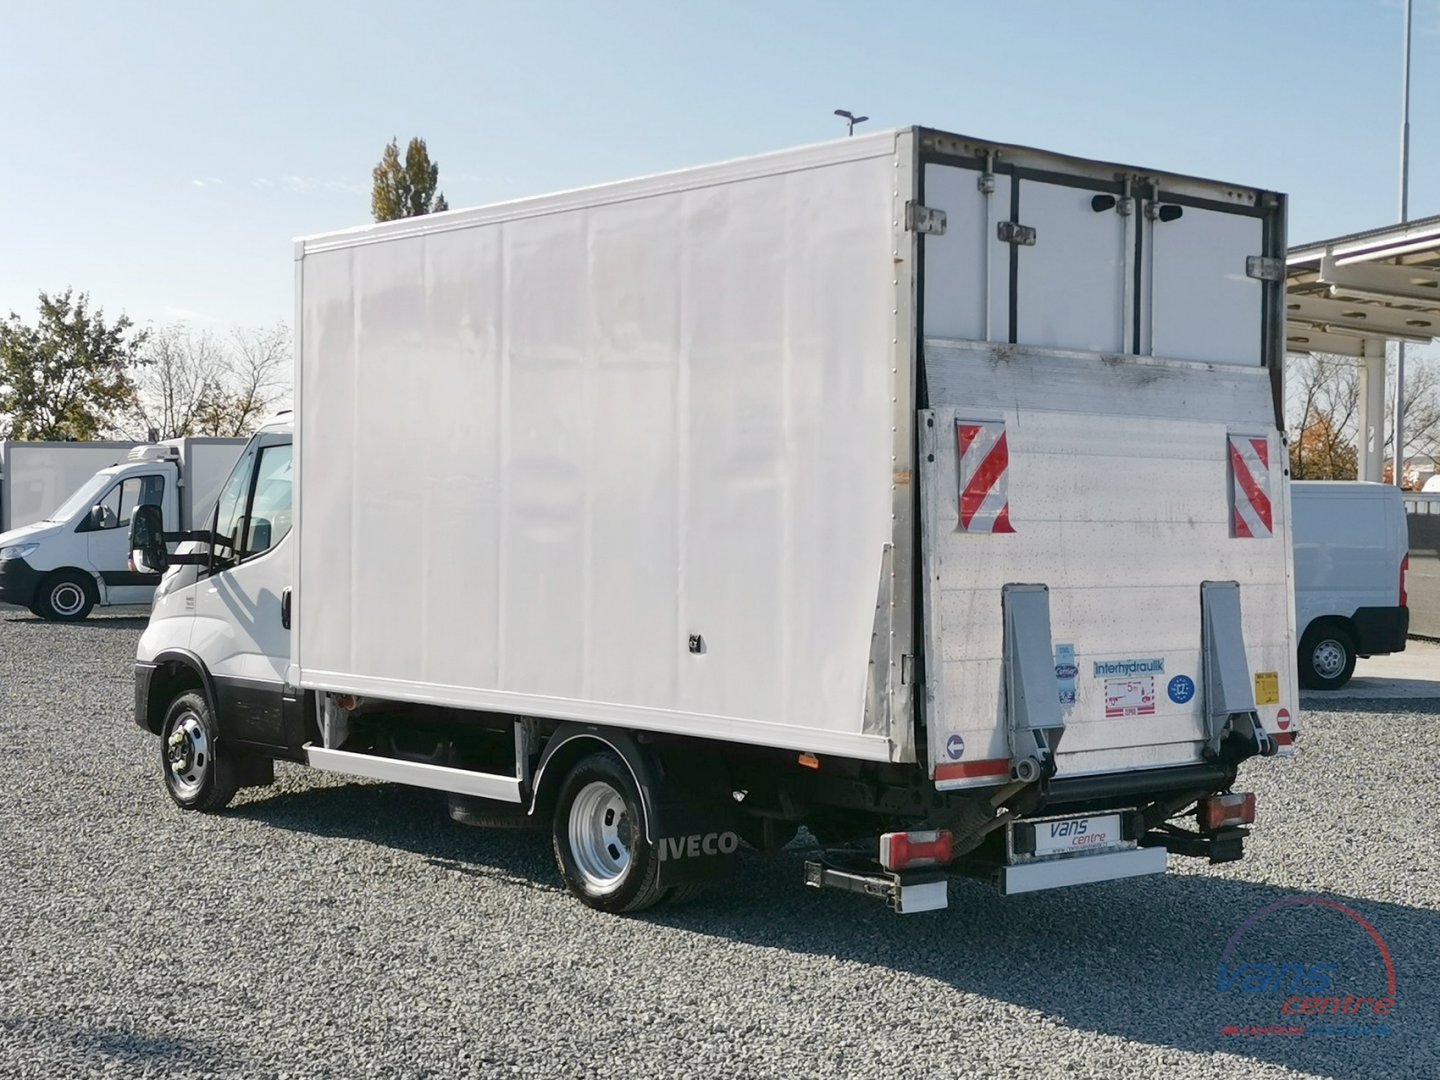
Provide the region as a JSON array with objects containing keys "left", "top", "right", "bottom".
[{"left": 298, "top": 146, "right": 901, "bottom": 758}]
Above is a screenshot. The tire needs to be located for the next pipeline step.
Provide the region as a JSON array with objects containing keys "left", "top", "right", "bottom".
[
  {"left": 159, "top": 690, "right": 239, "bottom": 811},
  {"left": 663, "top": 882, "right": 706, "bottom": 906},
  {"left": 33, "top": 570, "right": 94, "bottom": 622},
  {"left": 551, "top": 751, "right": 666, "bottom": 914},
  {"left": 1299, "top": 621, "right": 1357, "bottom": 691}
]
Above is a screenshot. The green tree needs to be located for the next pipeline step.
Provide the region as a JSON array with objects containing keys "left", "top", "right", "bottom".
[
  {"left": 0, "top": 289, "right": 145, "bottom": 439},
  {"left": 371, "top": 136, "right": 449, "bottom": 222}
]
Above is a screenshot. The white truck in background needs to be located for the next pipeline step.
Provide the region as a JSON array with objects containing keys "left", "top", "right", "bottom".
[
  {"left": 128, "top": 127, "right": 1296, "bottom": 914},
  {"left": 1291, "top": 481, "right": 1409, "bottom": 689},
  {"left": 0, "top": 440, "right": 135, "bottom": 533},
  {"left": 0, "top": 437, "right": 245, "bottom": 620}
]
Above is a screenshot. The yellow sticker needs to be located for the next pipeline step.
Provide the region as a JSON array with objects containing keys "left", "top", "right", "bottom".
[{"left": 1254, "top": 671, "right": 1280, "bottom": 706}]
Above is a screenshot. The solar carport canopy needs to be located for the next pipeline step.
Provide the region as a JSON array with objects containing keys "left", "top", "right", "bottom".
[{"left": 1287, "top": 214, "right": 1440, "bottom": 357}]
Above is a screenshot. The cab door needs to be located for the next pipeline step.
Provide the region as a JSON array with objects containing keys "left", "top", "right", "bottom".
[
  {"left": 189, "top": 435, "right": 293, "bottom": 749},
  {"left": 80, "top": 467, "right": 178, "bottom": 604}
]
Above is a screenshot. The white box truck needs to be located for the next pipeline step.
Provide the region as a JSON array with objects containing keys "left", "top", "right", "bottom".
[
  {"left": 0, "top": 440, "right": 135, "bottom": 533},
  {"left": 0, "top": 437, "right": 245, "bottom": 620},
  {"left": 1292, "top": 481, "right": 1409, "bottom": 689},
  {"left": 128, "top": 127, "right": 1297, "bottom": 913}
]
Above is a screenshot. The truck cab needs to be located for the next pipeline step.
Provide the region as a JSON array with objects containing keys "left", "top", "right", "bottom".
[{"left": 136, "top": 417, "right": 294, "bottom": 783}]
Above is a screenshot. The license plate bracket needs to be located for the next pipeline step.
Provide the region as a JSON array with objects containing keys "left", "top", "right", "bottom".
[{"left": 1008, "top": 811, "right": 1131, "bottom": 863}]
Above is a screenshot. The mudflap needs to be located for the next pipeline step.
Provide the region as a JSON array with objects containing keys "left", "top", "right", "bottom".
[{"left": 646, "top": 746, "right": 743, "bottom": 889}]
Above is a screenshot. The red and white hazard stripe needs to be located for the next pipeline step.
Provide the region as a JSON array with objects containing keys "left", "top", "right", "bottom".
[
  {"left": 1228, "top": 434, "right": 1273, "bottom": 539},
  {"left": 955, "top": 419, "right": 1015, "bottom": 534}
]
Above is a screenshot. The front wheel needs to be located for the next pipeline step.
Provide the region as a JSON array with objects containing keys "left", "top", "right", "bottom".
[
  {"left": 160, "top": 691, "right": 239, "bottom": 811},
  {"left": 1299, "top": 622, "right": 1357, "bottom": 691},
  {"left": 34, "top": 570, "right": 94, "bottom": 621},
  {"left": 551, "top": 752, "right": 666, "bottom": 913}
]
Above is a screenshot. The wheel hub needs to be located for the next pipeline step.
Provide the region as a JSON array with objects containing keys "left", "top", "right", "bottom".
[
  {"left": 166, "top": 714, "right": 209, "bottom": 795},
  {"left": 1312, "top": 640, "right": 1346, "bottom": 678},
  {"left": 567, "top": 781, "right": 633, "bottom": 894},
  {"left": 50, "top": 583, "right": 85, "bottom": 616}
]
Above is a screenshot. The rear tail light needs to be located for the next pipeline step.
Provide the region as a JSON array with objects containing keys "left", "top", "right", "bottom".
[
  {"left": 1400, "top": 555, "right": 1409, "bottom": 608},
  {"left": 879, "top": 829, "right": 954, "bottom": 871},
  {"left": 1197, "top": 792, "right": 1256, "bottom": 831}
]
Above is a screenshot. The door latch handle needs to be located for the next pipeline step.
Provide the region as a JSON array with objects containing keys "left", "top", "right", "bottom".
[{"left": 281, "top": 587, "right": 292, "bottom": 630}]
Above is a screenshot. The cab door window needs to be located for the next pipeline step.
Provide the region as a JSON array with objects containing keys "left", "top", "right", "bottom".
[
  {"left": 241, "top": 445, "right": 293, "bottom": 556},
  {"left": 82, "top": 475, "right": 165, "bottom": 531}
]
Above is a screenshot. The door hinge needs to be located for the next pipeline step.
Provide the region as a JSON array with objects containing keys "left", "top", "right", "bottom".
[
  {"left": 997, "top": 221, "right": 1037, "bottom": 246},
  {"left": 905, "top": 202, "right": 947, "bottom": 235},
  {"left": 1246, "top": 255, "right": 1285, "bottom": 282}
]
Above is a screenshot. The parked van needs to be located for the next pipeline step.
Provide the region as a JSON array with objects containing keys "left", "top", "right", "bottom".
[
  {"left": 0, "top": 437, "right": 245, "bottom": 620},
  {"left": 1292, "top": 481, "right": 1409, "bottom": 689},
  {"left": 0, "top": 440, "right": 135, "bottom": 533}
]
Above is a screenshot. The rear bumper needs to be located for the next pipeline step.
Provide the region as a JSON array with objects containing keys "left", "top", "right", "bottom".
[
  {"left": 1352, "top": 606, "right": 1409, "bottom": 655},
  {"left": 996, "top": 846, "right": 1168, "bottom": 895},
  {"left": 0, "top": 556, "right": 40, "bottom": 607}
]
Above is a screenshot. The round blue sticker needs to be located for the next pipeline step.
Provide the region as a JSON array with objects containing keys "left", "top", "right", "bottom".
[
  {"left": 946, "top": 733, "right": 966, "bottom": 760},
  {"left": 1168, "top": 675, "right": 1196, "bottom": 705}
]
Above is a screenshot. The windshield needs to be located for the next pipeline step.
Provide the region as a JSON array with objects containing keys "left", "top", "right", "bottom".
[{"left": 45, "top": 472, "right": 116, "bottom": 523}]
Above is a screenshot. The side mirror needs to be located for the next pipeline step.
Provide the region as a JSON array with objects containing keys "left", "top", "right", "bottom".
[
  {"left": 88, "top": 504, "right": 116, "bottom": 530},
  {"left": 129, "top": 504, "right": 169, "bottom": 575}
]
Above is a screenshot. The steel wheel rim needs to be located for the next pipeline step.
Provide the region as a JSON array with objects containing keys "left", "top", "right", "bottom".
[
  {"left": 166, "top": 713, "right": 209, "bottom": 796},
  {"left": 50, "top": 582, "right": 86, "bottom": 617},
  {"left": 568, "top": 781, "right": 632, "bottom": 893},
  {"left": 1312, "top": 640, "right": 1346, "bottom": 678}
]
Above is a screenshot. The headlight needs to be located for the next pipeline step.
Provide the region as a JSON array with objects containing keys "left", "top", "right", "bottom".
[{"left": 0, "top": 543, "right": 39, "bottom": 561}]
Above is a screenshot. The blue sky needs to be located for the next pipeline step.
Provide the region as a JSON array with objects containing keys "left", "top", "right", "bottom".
[{"left": 1, "top": 0, "right": 1436, "bottom": 332}]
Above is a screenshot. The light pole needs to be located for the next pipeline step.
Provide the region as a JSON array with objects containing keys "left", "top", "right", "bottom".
[
  {"left": 834, "top": 109, "right": 869, "bottom": 137},
  {"left": 1393, "top": 0, "right": 1412, "bottom": 487}
]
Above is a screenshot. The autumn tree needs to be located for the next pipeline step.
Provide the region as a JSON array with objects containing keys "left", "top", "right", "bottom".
[
  {"left": 0, "top": 289, "right": 144, "bottom": 439},
  {"left": 1288, "top": 352, "right": 1360, "bottom": 480},
  {"left": 197, "top": 324, "right": 290, "bottom": 436},
  {"left": 1286, "top": 347, "right": 1440, "bottom": 484},
  {"left": 371, "top": 136, "right": 449, "bottom": 222},
  {"left": 130, "top": 325, "right": 228, "bottom": 439},
  {"left": 129, "top": 323, "right": 290, "bottom": 439}
]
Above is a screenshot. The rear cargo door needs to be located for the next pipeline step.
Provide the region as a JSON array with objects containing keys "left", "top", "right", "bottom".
[{"left": 916, "top": 158, "right": 1293, "bottom": 788}]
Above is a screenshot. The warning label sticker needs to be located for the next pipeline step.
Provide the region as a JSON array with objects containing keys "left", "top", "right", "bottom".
[
  {"left": 1104, "top": 676, "right": 1156, "bottom": 718},
  {"left": 1254, "top": 671, "right": 1280, "bottom": 705}
]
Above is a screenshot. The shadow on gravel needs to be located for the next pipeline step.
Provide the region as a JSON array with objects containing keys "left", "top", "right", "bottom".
[
  {"left": 0, "top": 1015, "right": 231, "bottom": 1074},
  {"left": 0, "top": 616, "right": 150, "bottom": 630},
  {"left": 232, "top": 780, "right": 1435, "bottom": 1080}
]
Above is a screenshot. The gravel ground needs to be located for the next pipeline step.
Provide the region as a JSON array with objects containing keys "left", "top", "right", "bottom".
[{"left": 1, "top": 609, "right": 1436, "bottom": 1080}]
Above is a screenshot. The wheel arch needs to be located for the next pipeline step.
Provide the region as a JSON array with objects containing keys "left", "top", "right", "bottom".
[
  {"left": 529, "top": 725, "right": 661, "bottom": 842},
  {"left": 1301, "top": 613, "right": 1358, "bottom": 646},
  {"left": 141, "top": 649, "right": 218, "bottom": 735}
]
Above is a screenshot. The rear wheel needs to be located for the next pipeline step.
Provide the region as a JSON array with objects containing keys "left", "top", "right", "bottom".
[
  {"left": 1299, "top": 621, "right": 1357, "bottom": 690},
  {"left": 160, "top": 691, "right": 239, "bottom": 811},
  {"left": 551, "top": 752, "right": 666, "bottom": 913},
  {"left": 33, "top": 570, "right": 94, "bottom": 621}
]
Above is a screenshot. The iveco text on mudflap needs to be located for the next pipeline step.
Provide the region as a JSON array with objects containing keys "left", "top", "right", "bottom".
[{"left": 129, "top": 127, "right": 1296, "bottom": 915}]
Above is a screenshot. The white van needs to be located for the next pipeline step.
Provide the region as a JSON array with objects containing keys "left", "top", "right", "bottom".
[
  {"left": 0, "top": 437, "right": 245, "bottom": 620},
  {"left": 1291, "top": 481, "right": 1409, "bottom": 689}
]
